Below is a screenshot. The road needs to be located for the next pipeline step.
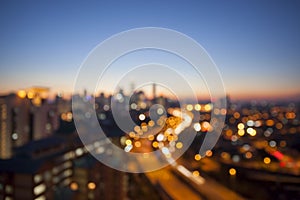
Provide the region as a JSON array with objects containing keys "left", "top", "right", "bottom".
[{"left": 146, "top": 166, "right": 203, "bottom": 200}]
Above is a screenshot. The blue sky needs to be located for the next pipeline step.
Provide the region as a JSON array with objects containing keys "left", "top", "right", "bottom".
[{"left": 0, "top": 1, "right": 299, "bottom": 100}]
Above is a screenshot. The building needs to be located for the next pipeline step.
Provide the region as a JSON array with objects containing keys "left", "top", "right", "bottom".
[
  {"left": 0, "top": 88, "right": 60, "bottom": 160},
  {"left": 0, "top": 133, "right": 129, "bottom": 200},
  {"left": 0, "top": 136, "right": 74, "bottom": 200},
  {"left": 0, "top": 94, "right": 31, "bottom": 159},
  {"left": 71, "top": 154, "right": 127, "bottom": 200}
]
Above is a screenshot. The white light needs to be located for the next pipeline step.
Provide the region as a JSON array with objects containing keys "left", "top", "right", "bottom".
[
  {"left": 165, "top": 128, "right": 173, "bottom": 135},
  {"left": 161, "top": 147, "right": 170, "bottom": 155},
  {"left": 45, "top": 123, "right": 51, "bottom": 131},
  {"left": 172, "top": 110, "right": 181, "bottom": 117},
  {"left": 157, "top": 108, "right": 164, "bottom": 115},
  {"left": 12, "top": 133, "right": 18, "bottom": 140},
  {"left": 103, "top": 105, "right": 110, "bottom": 111},
  {"left": 63, "top": 169, "right": 72, "bottom": 177},
  {"left": 177, "top": 165, "right": 191, "bottom": 177},
  {"left": 174, "top": 124, "right": 184, "bottom": 134},
  {"left": 34, "top": 184, "right": 46, "bottom": 195},
  {"left": 242, "top": 144, "right": 250, "bottom": 151},
  {"left": 255, "top": 120, "right": 262, "bottom": 127},
  {"left": 75, "top": 148, "right": 83, "bottom": 156},
  {"left": 96, "top": 147, "right": 105, "bottom": 154},
  {"left": 130, "top": 103, "right": 137, "bottom": 110},
  {"left": 139, "top": 114, "right": 146, "bottom": 121},
  {"left": 116, "top": 93, "right": 124, "bottom": 102},
  {"left": 269, "top": 140, "right": 277, "bottom": 147},
  {"left": 186, "top": 104, "right": 193, "bottom": 111},
  {"left": 34, "top": 174, "right": 42, "bottom": 183},
  {"left": 194, "top": 104, "right": 201, "bottom": 111},
  {"left": 247, "top": 127, "right": 256, "bottom": 136},
  {"left": 94, "top": 141, "right": 101, "bottom": 147},
  {"left": 156, "top": 133, "right": 164, "bottom": 142},
  {"left": 232, "top": 155, "right": 240, "bottom": 162},
  {"left": 5, "top": 185, "right": 13, "bottom": 194},
  {"left": 247, "top": 120, "right": 254, "bottom": 127},
  {"left": 99, "top": 113, "right": 106, "bottom": 120},
  {"left": 124, "top": 145, "right": 133, "bottom": 152},
  {"left": 231, "top": 135, "right": 238, "bottom": 142},
  {"left": 176, "top": 165, "right": 206, "bottom": 185},
  {"left": 193, "top": 123, "right": 201, "bottom": 132},
  {"left": 63, "top": 151, "right": 74, "bottom": 160}
]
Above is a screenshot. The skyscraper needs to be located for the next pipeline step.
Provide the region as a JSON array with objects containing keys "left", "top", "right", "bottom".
[
  {"left": 0, "top": 88, "right": 59, "bottom": 160},
  {"left": 0, "top": 94, "right": 31, "bottom": 159},
  {"left": 152, "top": 83, "right": 156, "bottom": 104}
]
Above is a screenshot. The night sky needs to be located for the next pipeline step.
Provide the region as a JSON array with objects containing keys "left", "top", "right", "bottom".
[{"left": 0, "top": 1, "right": 299, "bottom": 100}]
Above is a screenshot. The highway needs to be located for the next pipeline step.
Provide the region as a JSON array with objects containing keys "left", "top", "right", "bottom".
[
  {"left": 146, "top": 166, "right": 203, "bottom": 200},
  {"left": 88, "top": 108, "right": 246, "bottom": 199},
  {"left": 135, "top": 109, "right": 245, "bottom": 200}
]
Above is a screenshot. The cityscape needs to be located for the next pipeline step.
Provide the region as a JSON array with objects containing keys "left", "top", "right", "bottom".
[
  {"left": 1, "top": 1, "right": 300, "bottom": 200},
  {"left": 0, "top": 86, "right": 299, "bottom": 199}
]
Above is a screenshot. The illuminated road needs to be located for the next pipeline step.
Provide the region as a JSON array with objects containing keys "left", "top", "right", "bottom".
[
  {"left": 133, "top": 109, "right": 244, "bottom": 200},
  {"left": 140, "top": 157, "right": 245, "bottom": 200},
  {"left": 87, "top": 108, "right": 245, "bottom": 199},
  {"left": 146, "top": 166, "right": 203, "bottom": 200}
]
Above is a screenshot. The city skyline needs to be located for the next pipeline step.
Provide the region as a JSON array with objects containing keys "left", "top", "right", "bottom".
[
  {"left": 0, "top": 1, "right": 300, "bottom": 100},
  {"left": 1, "top": 2, "right": 300, "bottom": 199}
]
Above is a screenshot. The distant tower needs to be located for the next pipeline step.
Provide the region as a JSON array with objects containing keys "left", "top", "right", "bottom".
[
  {"left": 84, "top": 89, "right": 87, "bottom": 97},
  {"left": 152, "top": 83, "right": 156, "bottom": 103},
  {"left": 130, "top": 82, "right": 135, "bottom": 94}
]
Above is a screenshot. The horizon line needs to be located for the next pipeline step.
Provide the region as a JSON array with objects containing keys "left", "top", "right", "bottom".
[{"left": 1, "top": 88, "right": 299, "bottom": 103}]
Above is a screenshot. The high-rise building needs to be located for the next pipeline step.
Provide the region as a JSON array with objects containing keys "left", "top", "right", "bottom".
[
  {"left": 30, "top": 103, "right": 58, "bottom": 141},
  {"left": 0, "top": 134, "right": 129, "bottom": 200},
  {"left": 0, "top": 94, "right": 31, "bottom": 159},
  {"left": 0, "top": 88, "right": 59, "bottom": 160},
  {"left": 152, "top": 83, "right": 156, "bottom": 104},
  {"left": 0, "top": 136, "right": 74, "bottom": 200}
]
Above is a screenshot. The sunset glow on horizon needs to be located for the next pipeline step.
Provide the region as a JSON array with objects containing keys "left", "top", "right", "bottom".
[{"left": 0, "top": 1, "right": 299, "bottom": 101}]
